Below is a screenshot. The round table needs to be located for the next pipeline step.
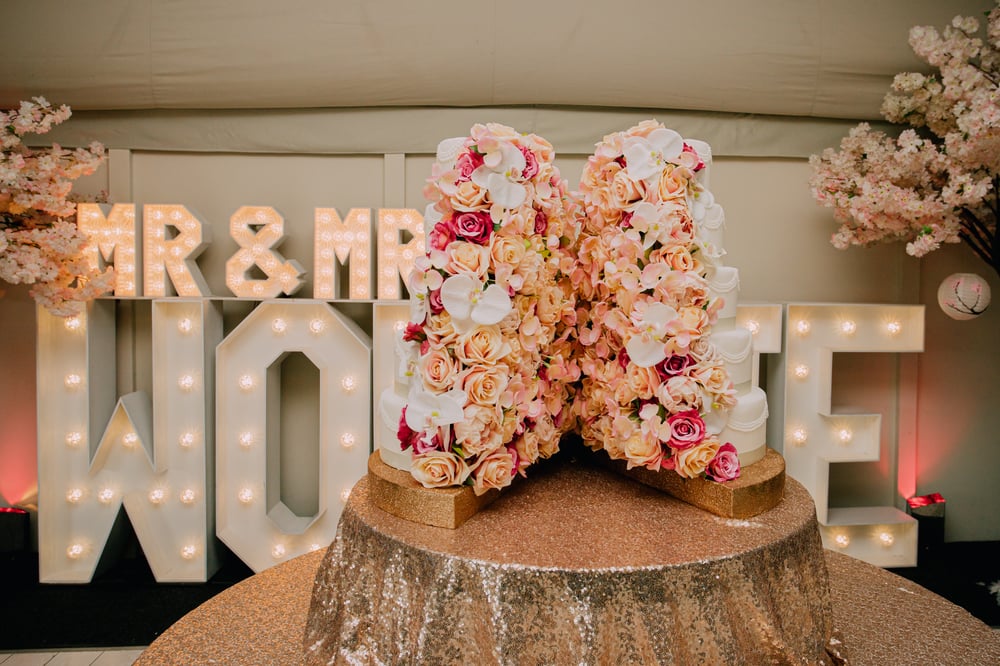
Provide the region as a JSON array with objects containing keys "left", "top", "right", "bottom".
[{"left": 305, "top": 456, "right": 845, "bottom": 665}]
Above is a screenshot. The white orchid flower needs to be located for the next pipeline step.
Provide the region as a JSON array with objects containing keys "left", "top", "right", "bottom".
[
  {"left": 440, "top": 274, "right": 512, "bottom": 327},
  {"left": 404, "top": 387, "right": 467, "bottom": 432},
  {"left": 408, "top": 263, "right": 443, "bottom": 295},
  {"left": 622, "top": 128, "right": 685, "bottom": 181},
  {"left": 471, "top": 142, "right": 528, "bottom": 209},
  {"left": 688, "top": 189, "right": 715, "bottom": 222},
  {"left": 625, "top": 302, "right": 679, "bottom": 367},
  {"left": 436, "top": 136, "right": 467, "bottom": 165},
  {"left": 628, "top": 201, "right": 672, "bottom": 250},
  {"left": 423, "top": 202, "right": 442, "bottom": 236}
]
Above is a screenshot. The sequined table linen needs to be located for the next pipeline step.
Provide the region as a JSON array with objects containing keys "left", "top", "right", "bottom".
[{"left": 305, "top": 459, "right": 844, "bottom": 665}]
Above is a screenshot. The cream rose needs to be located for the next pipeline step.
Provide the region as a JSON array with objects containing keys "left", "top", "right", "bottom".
[
  {"left": 451, "top": 180, "right": 490, "bottom": 211},
  {"left": 656, "top": 165, "right": 689, "bottom": 202},
  {"left": 673, "top": 438, "right": 720, "bottom": 479},
  {"left": 410, "top": 451, "right": 472, "bottom": 489},
  {"left": 456, "top": 324, "right": 509, "bottom": 365},
  {"left": 490, "top": 235, "right": 527, "bottom": 271},
  {"left": 623, "top": 430, "right": 663, "bottom": 470},
  {"left": 471, "top": 447, "right": 516, "bottom": 496},
  {"left": 610, "top": 169, "right": 646, "bottom": 210}
]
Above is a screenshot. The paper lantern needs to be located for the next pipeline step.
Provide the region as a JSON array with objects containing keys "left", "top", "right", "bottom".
[{"left": 937, "top": 273, "right": 991, "bottom": 320}]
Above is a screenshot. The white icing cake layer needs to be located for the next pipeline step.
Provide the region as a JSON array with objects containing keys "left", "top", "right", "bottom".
[
  {"left": 719, "top": 386, "right": 768, "bottom": 466},
  {"left": 710, "top": 327, "right": 753, "bottom": 388},
  {"left": 707, "top": 266, "right": 740, "bottom": 322},
  {"left": 697, "top": 204, "right": 726, "bottom": 250}
]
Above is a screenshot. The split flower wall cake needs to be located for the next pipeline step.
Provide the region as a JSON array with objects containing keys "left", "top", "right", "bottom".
[{"left": 379, "top": 121, "right": 768, "bottom": 499}]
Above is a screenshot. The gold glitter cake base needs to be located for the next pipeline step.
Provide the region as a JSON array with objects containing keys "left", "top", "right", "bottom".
[
  {"left": 367, "top": 450, "right": 501, "bottom": 528},
  {"left": 599, "top": 446, "right": 785, "bottom": 519},
  {"left": 368, "top": 443, "right": 784, "bottom": 528}
]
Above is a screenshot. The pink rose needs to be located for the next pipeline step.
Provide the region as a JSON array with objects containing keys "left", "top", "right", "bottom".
[
  {"left": 453, "top": 211, "right": 493, "bottom": 245},
  {"left": 519, "top": 146, "right": 539, "bottom": 179},
  {"left": 429, "top": 220, "right": 457, "bottom": 251},
  {"left": 707, "top": 442, "right": 741, "bottom": 482},
  {"left": 682, "top": 142, "right": 705, "bottom": 172},
  {"left": 533, "top": 210, "right": 548, "bottom": 235},
  {"left": 667, "top": 409, "right": 706, "bottom": 450},
  {"left": 413, "top": 430, "right": 446, "bottom": 455},
  {"left": 656, "top": 353, "right": 692, "bottom": 379},
  {"left": 428, "top": 288, "right": 444, "bottom": 314},
  {"left": 455, "top": 150, "right": 484, "bottom": 181}
]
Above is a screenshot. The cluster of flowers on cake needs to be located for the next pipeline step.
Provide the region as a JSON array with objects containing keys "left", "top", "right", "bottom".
[
  {"left": 809, "top": 4, "right": 1000, "bottom": 278},
  {"left": 0, "top": 97, "right": 112, "bottom": 315},
  {"left": 569, "top": 120, "right": 739, "bottom": 481},
  {"left": 394, "top": 123, "right": 581, "bottom": 495}
]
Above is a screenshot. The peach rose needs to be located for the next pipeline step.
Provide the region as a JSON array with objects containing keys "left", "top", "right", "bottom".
[
  {"left": 445, "top": 241, "right": 491, "bottom": 279},
  {"left": 471, "top": 447, "right": 516, "bottom": 496},
  {"left": 462, "top": 364, "right": 510, "bottom": 406},
  {"left": 662, "top": 245, "right": 699, "bottom": 273},
  {"left": 456, "top": 324, "right": 509, "bottom": 365},
  {"left": 623, "top": 430, "right": 663, "bottom": 470},
  {"left": 624, "top": 363, "right": 661, "bottom": 401},
  {"left": 411, "top": 451, "right": 472, "bottom": 488},
  {"left": 673, "top": 438, "right": 720, "bottom": 479},
  {"left": 454, "top": 404, "right": 504, "bottom": 457},
  {"left": 420, "top": 347, "right": 460, "bottom": 393},
  {"left": 656, "top": 165, "right": 689, "bottom": 202},
  {"left": 514, "top": 430, "right": 540, "bottom": 467},
  {"left": 423, "top": 312, "right": 460, "bottom": 349}
]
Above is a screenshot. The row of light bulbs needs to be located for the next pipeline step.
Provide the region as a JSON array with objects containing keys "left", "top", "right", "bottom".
[
  {"left": 830, "top": 530, "right": 896, "bottom": 549},
  {"left": 787, "top": 426, "right": 854, "bottom": 446},
  {"left": 793, "top": 318, "right": 903, "bottom": 337}
]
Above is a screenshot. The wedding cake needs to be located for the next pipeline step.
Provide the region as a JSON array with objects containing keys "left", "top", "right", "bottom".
[{"left": 378, "top": 121, "right": 771, "bottom": 501}]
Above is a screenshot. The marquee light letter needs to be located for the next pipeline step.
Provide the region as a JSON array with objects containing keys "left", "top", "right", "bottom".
[
  {"left": 377, "top": 209, "right": 425, "bottom": 299},
  {"left": 143, "top": 205, "right": 212, "bottom": 297},
  {"left": 226, "top": 206, "right": 305, "bottom": 298},
  {"left": 77, "top": 203, "right": 138, "bottom": 296},
  {"left": 36, "top": 300, "right": 222, "bottom": 582},
  {"left": 313, "top": 208, "right": 372, "bottom": 299},
  {"left": 216, "top": 301, "right": 370, "bottom": 572},
  {"left": 781, "top": 303, "right": 923, "bottom": 567}
]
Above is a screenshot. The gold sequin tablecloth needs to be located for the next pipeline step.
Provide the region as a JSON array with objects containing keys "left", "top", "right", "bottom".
[{"left": 304, "top": 458, "right": 845, "bottom": 665}]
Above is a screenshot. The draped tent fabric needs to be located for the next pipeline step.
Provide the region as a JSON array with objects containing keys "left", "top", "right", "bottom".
[{"left": 1, "top": 0, "right": 991, "bottom": 119}]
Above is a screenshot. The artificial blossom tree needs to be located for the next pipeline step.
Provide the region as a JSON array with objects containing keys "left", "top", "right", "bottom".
[{"left": 809, "top": 3, "right": 1000, "bottom": 280}]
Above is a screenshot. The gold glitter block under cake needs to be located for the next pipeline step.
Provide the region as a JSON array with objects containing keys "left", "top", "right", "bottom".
[
  {"left": 367, "top": 450, "right": 501, "bottom": 528},
  {"left": 599, "top": 446, "right": 786, "bottom": 519}
]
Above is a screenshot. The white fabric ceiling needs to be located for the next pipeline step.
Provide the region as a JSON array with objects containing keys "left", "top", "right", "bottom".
[{"left": 2, "top": 0, "right": 991, "bottom": 120}]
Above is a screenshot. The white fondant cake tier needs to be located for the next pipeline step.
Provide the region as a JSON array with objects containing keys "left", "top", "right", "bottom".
[
  {"left": 378, "top": 389, "right": 411, "bottom": 471},
  {"left": 719, "top": 386, "right": 768, "bottom": 466},
  {"left": 706, "top": 266, "right": 740, "bottom": 324},
  {"left": 697, "top": 204, "right": 726, "bottom": 250},
  {"left": 710, "top": 327, "right": 753, "bottom": 389}
]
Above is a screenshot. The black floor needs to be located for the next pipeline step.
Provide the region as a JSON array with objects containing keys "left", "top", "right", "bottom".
[{"left": 1, "top": 541, "right": 997, "bottom": 651}]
